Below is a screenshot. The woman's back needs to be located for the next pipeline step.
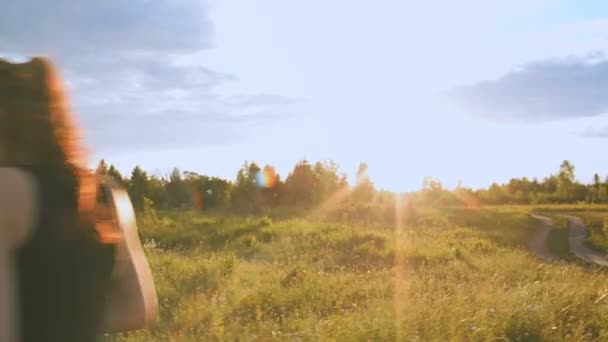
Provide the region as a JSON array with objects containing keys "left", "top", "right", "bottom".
[{"left": 16, "top": 165, "right": 115, "bottom": 342}]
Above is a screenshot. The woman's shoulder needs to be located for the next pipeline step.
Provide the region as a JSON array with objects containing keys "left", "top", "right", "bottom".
[{"left": 0, "top": 167, "right": 38, "bottom": 249}]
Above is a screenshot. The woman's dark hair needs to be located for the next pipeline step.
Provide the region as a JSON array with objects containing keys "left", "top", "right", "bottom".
[{"left": 0, "top": 57, "right": 105, "bottom": 234}]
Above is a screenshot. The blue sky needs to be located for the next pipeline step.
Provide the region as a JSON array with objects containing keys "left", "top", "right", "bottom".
[{"left": 3, "top": 1, "right": 608, "bottom": 191}]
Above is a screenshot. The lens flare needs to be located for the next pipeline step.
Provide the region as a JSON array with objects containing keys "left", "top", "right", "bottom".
[
  {"left": 255, "top": 167, "right": 278, "bottom": 189},
  {"left": 113, "top": 189, "right": 136, "bottom": 228}
]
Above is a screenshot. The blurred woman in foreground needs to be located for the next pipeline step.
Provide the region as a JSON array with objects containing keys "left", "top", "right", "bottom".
[{"left": 0, "top": 58, "right": 157, "bottom": 342}]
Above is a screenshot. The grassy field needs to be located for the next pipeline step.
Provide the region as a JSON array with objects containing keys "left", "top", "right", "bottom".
[
  {"left": 104, "top": 206, "right": 608, "bottom": 341},
  {"left": 575, "top": 213, "right": 608, "bottom": 253},
  {"left": 535, "top": 213, "right": 572, "bottom": 260}
]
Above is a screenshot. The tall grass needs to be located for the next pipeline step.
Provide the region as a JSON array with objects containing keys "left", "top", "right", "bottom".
[
  {"left": 538, "top": 214, "right": 572, "bottom": 260},
  {"left": 104, "top": 206, "right": 608, "bottom": 341},
  {"left": 575, "top": 212, "right": 608, "bottom": 253}
]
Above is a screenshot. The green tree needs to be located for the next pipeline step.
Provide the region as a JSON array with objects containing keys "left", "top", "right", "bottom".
[
  {"left": 556, "top": 160, "right": 576, "bottom": 202},
  {"left": 454, "top": 184, "right": 479, "bottom": 207},
  {"left": 590, "top": 173, "right": 602, "bottom": 203},
  {"left": 259, "top": 165, "right": 281, "bottom": 207},
  {"left": 180, "top": 172, "right": 232, "bottom": 211},
  {"left": 313, "top": 160, "right": 343, "bottom": 202},
  {"left": 598, "top": 175, "right": 608, "bottom": 203},
  {"left": 107, "top": 165, "right": 126, "bottom": 187},
  {"left": 542, "top": 175, "right": 558, "bottom": 195},
  {"left": 128, "top": 166, "right": 149, "bottom": 211},
  {"left": 166, "top": 168, "right": 191, "bottom": 209},
  {"left": 203, "top": 177, "right": 232, "bottom": 210},
  {"left": 486, "top": 182, "right": 507, "bottom": 204},
  {"left": 147, "top": 175, "right": 168, "bottom": 210},
  {"left": 420, "top": 177, "right": 444, "bottom": 204},
  {"left": 351, "top": 162, "right": 375, "bottom": 204},
  {"left": 283, "top": 160, "right": 319, "bottom": 207},
  {"left": 231, "top": 162, "right": 263, "bottom": 214},
  {"left": 95, "top": 159, "right": 109, "bottom": 176}
]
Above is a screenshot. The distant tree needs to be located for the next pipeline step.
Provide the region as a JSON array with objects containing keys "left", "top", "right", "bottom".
[
  {"left": 107, "top": 165, "right": 126, "bottom": 187},
  {"left": 313, "top": 160, "right": 343, "bottom": 202},
  {"left": 502, "top": 177, "right": 534, "bottom": 204},
  {"left": 95, "top": 160, "right": 129, "bottom": 189},
  {"left": 356, "top": 163, "right": 369, "bottom": 184},
  {"left": 283, "top": 160, "right": 319, "bottom": 207},
  {"left": 95, "top": 159, "right": 109, "bottom": 176},
  {"left": 183, "top": 171, "right": 204, "bottom": 210},
  {"left": 128, "top": 166, "right": 149, "bottom": 211},
  {"left": 421, "top": 177, "right": 444, "bottom": 204},
  {"left": 598, "top": 175, "right": 608, "bottom": 203},
  {"left": 486, "top": 182, "right": 507, "bottom": 204},
  {"left": 180, "top": 172, "right": 233, "bottom": 211},
  {"left": 589, "top": 173, "right": 602, "bottom": 203},
  {"left": 258, "top": 165, "right": 281, "bottom": 207},
  {"left": 556, "top": 160, "right": 578, "bottom": 202},
  {"left": 203, "top": 177, "right": 232, "bottom": 210},
  {"left": 558, "top": 160, "right": 575, "bottom": 183},
  {"left": 454, "top": 185, "right": 479, "bottom": 207},
  {"left": 541, "top": 175, "right": 558, "bottom": 199},
  {"left": 231, "top": 161, "right": 263, "bottom": 214},
  {"left": 166, "top": 168, "right": 192, "bottom": 209},
  {"left": 594, "top": 173, "right": 601, "bottom": 190},
  {"left": 147, "top": 175, "right": 168, "bottom": 210},
  {"left": 351, "top": 162, "right": 375, "bottom": 204}
]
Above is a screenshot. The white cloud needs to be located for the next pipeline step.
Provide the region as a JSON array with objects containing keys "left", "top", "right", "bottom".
[{"left": 444, "top": 53, "right": 608, "bottom": 122}]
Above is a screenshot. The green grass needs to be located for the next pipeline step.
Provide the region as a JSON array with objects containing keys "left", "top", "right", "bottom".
[
  {"left": 537, "top": 213, "right": 573, "bottom": 260},
  {"left": 103, "top": 206, "right": 608, "bottom": 341},
  {"left": 570, "top": 212, "right": 608, "bottom": 254},
  {"left": 533, "top": 207, "right": 608, "bottom": 254}
]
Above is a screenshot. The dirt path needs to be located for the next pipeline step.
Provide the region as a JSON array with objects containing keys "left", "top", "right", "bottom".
[
  {"left": 529, "top": 214, "right": 560, "bottom": 261},
  {"left": 563, "top": 216, "right": 608, "bottom": 266}
]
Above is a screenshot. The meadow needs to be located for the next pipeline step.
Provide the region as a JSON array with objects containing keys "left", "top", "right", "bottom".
[{"left": 103, "top": 205, "right": 608, "bottom": 341}]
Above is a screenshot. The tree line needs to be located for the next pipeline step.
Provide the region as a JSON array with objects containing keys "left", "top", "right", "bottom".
[
  {"left": 95, "top": 159, "right": 608, "bottom": 214},
  {"left": 95, "top": 159, "right": 361, "bottom": 214},
  {"left": 414, "top": 160, "right": 608, "bottom": 206}
]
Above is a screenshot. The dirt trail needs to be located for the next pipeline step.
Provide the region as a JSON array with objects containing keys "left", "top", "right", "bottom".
[
  {"left": 529, "top": 214, "right": 560, "bottom": 261},
  {"left": 563, "top": 215, "right": 608, "bottom": 267}
]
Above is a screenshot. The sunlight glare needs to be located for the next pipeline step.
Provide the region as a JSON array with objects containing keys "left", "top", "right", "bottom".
[
  {"left": 394, "top": 192, "right": 409, "bottom": 339},
  {"left": 255, "top": 167, "right": 278, "bottom": 189},
  {"left": 307, "top": 186, "right": 351, "bottom": 220},
  {"left": 113, "top": 189, "right": 136, "bottom": 228}
]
